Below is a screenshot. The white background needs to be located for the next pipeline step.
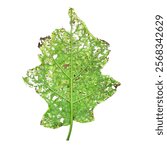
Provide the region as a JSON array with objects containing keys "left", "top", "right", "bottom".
[{"left": 0, "top": 0, "right": 166, "bottom": 149}]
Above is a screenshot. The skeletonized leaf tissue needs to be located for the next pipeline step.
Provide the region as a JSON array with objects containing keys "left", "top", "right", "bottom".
[{"left": 23, "top": 8, "right": 120, "bottom": 140}]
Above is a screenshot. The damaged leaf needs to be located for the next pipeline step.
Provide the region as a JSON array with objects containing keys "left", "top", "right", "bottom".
[{"left": 23, "top": 8, "right": 120, "bottom": 140}]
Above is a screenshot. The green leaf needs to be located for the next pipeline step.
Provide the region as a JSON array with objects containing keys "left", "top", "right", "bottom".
[{"left": 23, "top": 8, "right": 120, "bottom": 140}]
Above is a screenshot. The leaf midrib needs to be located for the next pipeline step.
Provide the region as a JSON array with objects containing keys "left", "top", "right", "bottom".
[{"left": 66, "top": 8, "right": 73, "bottom": 141}]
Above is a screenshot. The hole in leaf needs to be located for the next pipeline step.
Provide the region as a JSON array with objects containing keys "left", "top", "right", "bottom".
[
  {"left": 53, "top": 54, "right": 58, "bottom": 59},
  {"left": 52, "top": 96, "right": 57, "bottom": 101},
  {"left": 60, "top": 118, "right": 64, "bottom": 123}
]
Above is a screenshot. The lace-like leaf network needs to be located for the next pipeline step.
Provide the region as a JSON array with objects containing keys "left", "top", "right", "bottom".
[{"left": 23, "top": 8, "right": 120, "bottom": 140}]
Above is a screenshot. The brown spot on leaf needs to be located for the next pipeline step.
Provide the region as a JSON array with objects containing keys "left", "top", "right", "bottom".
[
  {"left": 40, "top": 36, "right": 51, "bottom": 41},
  {"left": 38, "top": 42, "right": 42, "bottom": 48},
  {"left": 114, "top": 82, "right": 121, "bottom": 88},
  {"left": 63, "top": 64, "right": 70, "bottom": 68}
]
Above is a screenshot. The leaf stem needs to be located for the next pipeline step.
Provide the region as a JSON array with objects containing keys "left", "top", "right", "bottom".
[{"left": 66, "top": 79, "right": 73, "bottom": 141}]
